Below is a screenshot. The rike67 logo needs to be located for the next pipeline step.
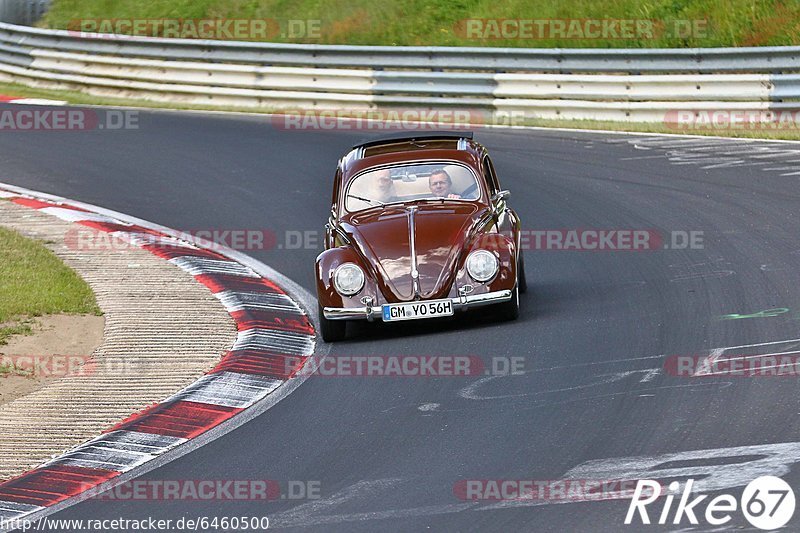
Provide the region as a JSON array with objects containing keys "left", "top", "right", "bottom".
[{"left": 626, "top": 476, "right": 795, "bottom": 530}]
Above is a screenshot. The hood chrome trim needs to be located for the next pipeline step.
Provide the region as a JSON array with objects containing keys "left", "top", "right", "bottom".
[{"left": 407, "top": 205, "right": 420, "bottom": 299}]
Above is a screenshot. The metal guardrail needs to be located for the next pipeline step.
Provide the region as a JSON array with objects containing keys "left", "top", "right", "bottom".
[{"left": 0, "top": 20, "right": 798, "bottom": 122}]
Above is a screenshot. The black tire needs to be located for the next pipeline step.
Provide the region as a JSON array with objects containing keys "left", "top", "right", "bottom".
[
  {"left": 497, "top": 285, "right": 520, "bottom": 321},
  {"left": 319, "top": 304, "right": 346, "bottom": 342},
  {"left": 517, "top": 251, "right": 528, "bottom": 294}
]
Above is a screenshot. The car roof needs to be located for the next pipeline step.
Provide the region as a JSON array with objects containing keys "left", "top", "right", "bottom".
[
  {"left": 339, "top": 131, "right": 485, "bottom": 182},
  {"left": 350, "top": 131, "right": 474, "bottom": 150}
]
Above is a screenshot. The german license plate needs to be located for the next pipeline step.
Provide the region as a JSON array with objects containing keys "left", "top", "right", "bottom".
[{"left": 382, "top": 299, "right": 454, "bottom": 322}]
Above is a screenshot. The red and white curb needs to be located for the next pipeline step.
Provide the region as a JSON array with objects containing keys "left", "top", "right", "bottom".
[
  {"left": 0, "top": 95, "right": 67, "bottom": 106},
  {"left": 0, "top": 183, "right": 319, "bottom": 524}
]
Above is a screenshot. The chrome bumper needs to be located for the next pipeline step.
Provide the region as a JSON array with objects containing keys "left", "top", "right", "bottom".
[{"left": 323, "top": 289, "right": 513, "bottom": 321}]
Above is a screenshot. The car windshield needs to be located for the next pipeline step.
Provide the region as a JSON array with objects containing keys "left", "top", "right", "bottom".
[{"left": 345, "top": 162, "right": 481, "bottom": 212}]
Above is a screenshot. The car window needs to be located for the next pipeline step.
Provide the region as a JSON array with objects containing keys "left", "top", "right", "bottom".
[
  {"left": 345, "top": 163, "right": 481, "bottom": 212},
  {"left": 483, "top": 157, "right": 500, "bottom": 193}
]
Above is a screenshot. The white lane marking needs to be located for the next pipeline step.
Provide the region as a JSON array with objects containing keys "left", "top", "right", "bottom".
[
  {"left": 271, "top": 479, "right": 432, "bottom": 528},
  {"left": 418, "top": 403, "right": 440, "bottom": 412},
  {"left": 669, "top": 271, "right": 736, "bottom": 282},
  {"left": 714, "top": 349, "right": 800, "bottom": 361},
  {"left": 638, "top": 368, "right": 660, "bottom": 382},
  {"left": 699, "top": 349, "right": 800, "bottom": 376},
  {"left": 273, "top": 503, "right": 477, "bottom": 528},
  {"left": 474, "top": 338, "right": 800, "bottom": 377},
  {"left": 633, "top": 138, "right": 738, "bottom": 147},
  {"left": 693, "top": 347, "right": 725, "bottom": 377},
  {"left": 272, "top": 441, "right": 800, "bottom": 526},
  {"left": 459, "top": 370, "right": 660, "bottom": 401},
  {"left": 761, "top": 163, "right": 800, "bottom": 170},
  {"left": 483, "top": 441, "right": 800, "bottom": 510},
  {"left": 699, "top": 161, "right": 747, "bottom": 169},
  {"left": 460, "top": 338, "right": 800, "bottom": 403},
  {"left": 623, "top": 136, "right": 800, "bottom": 174},
  {"left": 749, "top": 151, "right": 800, "bottom": 159},
  {"left": 718, "top": 337, "right": 800, "bottom": 351},
  {"left": 525, "top": 354, "right": 666, "bottom": 372},
  {"left": 620, "top": 155, "right": 666, "bottom": 161}
]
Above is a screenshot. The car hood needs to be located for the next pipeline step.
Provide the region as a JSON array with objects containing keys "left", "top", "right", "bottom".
[{"left": 342, "top": 203, "right": 487, "bottom": 301}]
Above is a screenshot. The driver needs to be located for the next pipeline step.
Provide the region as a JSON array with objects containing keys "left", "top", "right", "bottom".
[
  {"left": 428, "top": 169, "right": 461, "bottom": 199},
  {"left": 373, "top": 169, "right": 399, "bottom": 203}
]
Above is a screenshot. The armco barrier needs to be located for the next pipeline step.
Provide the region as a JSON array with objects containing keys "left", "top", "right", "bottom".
[{"left": 0, "top": 20, "right": 799, "bottom": 122}]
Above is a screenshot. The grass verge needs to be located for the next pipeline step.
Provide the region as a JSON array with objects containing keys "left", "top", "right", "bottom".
[
  {"left": 0, "top": 223, "right": 102, "bottom": 346},
  {"left": 41, "top": 0, "right": 800, "bottom": 48}
]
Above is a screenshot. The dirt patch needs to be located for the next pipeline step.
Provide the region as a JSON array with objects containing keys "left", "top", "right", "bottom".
[{"left": 0, "top": 314, "right": 105, "bottom": 405}]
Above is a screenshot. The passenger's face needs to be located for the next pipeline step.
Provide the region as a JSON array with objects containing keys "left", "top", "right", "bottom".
[{"left": 429, "top": 173, "right": 451, "bottom": 197}]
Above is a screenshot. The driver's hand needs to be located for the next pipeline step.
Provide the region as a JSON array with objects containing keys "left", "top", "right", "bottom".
[{"left": 447, "top": 194, "right": 461, "bottom": 199}]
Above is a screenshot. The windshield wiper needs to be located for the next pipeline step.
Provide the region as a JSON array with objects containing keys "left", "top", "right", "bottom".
[{"left": 347, "top": 194, "right": 385, "bottom": 207}]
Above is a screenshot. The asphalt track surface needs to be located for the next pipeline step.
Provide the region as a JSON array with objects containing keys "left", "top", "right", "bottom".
[{"left": 3, "top": 105, "right": 800, "bottom": 532}]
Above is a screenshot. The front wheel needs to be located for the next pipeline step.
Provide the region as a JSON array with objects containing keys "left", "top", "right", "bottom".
[
  {"left": 497, "top": 285, "right": 519, "bottom": 321},
  {"left": 319, "top": 304, "right": 346, "bottom": 342},
  {"left": 518, "top": 251, "right": 528, "bottom": 294}
]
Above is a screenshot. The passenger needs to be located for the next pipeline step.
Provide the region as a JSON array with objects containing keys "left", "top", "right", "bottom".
[{"left": 428, "top": 169, "right": 461, "bottom": 199}]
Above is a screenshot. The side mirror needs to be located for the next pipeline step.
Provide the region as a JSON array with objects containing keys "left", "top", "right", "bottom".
[{"left": 492, "top": 190, "right": 511, "bottom": 203}]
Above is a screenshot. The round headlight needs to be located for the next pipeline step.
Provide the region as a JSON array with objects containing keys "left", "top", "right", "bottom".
[
  {"left": 466, "top": 250, "right": 498, "bottom": 282},
  {"left": 333, "top": 263, "right": 365, "bottom": 296}
]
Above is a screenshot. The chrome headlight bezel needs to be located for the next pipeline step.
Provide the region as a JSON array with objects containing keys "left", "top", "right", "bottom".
[
  {"left": 466, "top": 249, "right": 499, "bottom": 283},
  {"left": 333, "top": 262, "right": 365, "bottom": 296}
]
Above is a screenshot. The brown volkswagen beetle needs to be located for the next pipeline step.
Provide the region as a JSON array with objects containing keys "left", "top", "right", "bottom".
[{"left": 315, "top": 131, "right": 526, "bottom": 342}]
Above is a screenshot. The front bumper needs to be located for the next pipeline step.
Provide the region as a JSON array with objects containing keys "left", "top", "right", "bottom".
[{"left": 323, "top": 289, "right": 513, "bottom": 321}]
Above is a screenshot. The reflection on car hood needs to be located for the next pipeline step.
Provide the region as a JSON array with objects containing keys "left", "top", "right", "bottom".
[{"left": 342, "top": 202, "right": 487, "bottom": 302}]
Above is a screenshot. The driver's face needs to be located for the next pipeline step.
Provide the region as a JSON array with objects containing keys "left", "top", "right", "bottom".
[
  {"left": 375, "top": 170, "right": 392, "bottom": 192},
  {"left": 429, "top": 173, "right": 451, "bottom": 197}
]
